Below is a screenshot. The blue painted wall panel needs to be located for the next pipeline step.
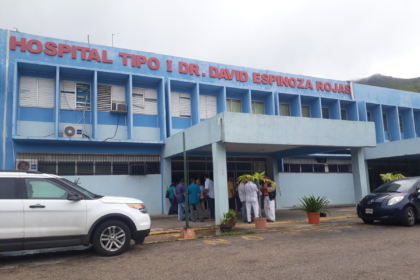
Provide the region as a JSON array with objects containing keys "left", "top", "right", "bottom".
[{"left": 172, "top": 117, "right": 192, "bottom": 129}]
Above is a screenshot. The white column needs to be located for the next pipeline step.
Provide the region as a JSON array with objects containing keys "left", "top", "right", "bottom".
[
  {"left": 351, "top": 147, "right": 370, "bottom": 203},
  {"left": 212, "top": 142, "right": 229, "bottom": 225}
]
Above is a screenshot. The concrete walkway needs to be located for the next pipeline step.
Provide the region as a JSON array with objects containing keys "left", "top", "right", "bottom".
[{"left": 149, "top": 205, "right": 357, "bottom": 233}]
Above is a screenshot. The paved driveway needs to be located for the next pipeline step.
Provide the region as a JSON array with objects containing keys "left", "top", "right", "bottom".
[{"left": 1, "top": 219, "right": 418, "bottom": 280}]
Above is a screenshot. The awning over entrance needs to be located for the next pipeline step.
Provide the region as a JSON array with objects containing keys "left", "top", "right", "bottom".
[
  {"left": 162, "top": 112, "right": 377, "bottom": 225},
  {"left": 163, "top": 112, "right": 377, "bottom": 159}
]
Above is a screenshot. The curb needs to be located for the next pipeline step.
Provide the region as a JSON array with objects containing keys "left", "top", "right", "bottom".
[
  {"left": 144, "top": 220, "right": 361, "bottom": 245},
  {"left": 150, "top": 215, "right": 358, "bottom": 235}
]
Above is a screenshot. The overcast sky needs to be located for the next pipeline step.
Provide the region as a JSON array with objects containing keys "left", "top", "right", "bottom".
[{"left": 0, "top": 0, "right": 419, "bottom": 81}]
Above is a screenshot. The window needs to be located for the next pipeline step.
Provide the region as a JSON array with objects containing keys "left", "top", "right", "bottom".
[
  {"left": 301, "top": 164, "right": 313, "bottom": 172},
  {"left": 313, "top": 164, "right": 326, "bottom": 173},
  {"left": 322, "top": 108, "right": 330, "bottom": 119},
  {"left": 338, "top": 164, "right": 350, "bottom": 173},
  {"left": 252, "top": 101, "right": 264, "bottom": 115},
  {"left": 328, "top": 164, "right": 338, "bottom": 173},
  {"left": 25, "top": 178, "right": 70, "bottom": 199},
  {"left": 199, "top": 95, "right": 217, "bottom": 119},
  {"left": 60, "top": 81, "right": 91, "bottom": 110},
  {"left": 399, "top": 115, "right": 404, "bottom": 132},
  {"left": 132, "top": 87, "right": 158, "bottom": 115},
  {"left": 302, "top": 106, "right": 310, "bottom": 117},
  {"left": 367, "top": 112, "right": 372, "bottom": 122},
  {"left": 0, "top": 178, "right": 18, "bottom": 199},
  {"left": 226, "top": 99, "right": 241, "bottom": 113},
  {"left": 383, "top": 114, "right": 389, "bottom": 132},
  {"left": 97, "top": 84, "right": 126, "bottom": 112},
  {"left": 341, "top": 109, "right": 347, "bottom": 120},
  {"left": 20, "top": 76, "right": 55, "bottom": 108},
  {"left": 280, "top": 104, "right": 291, "bottom": 116},
  {"left": 171, "top": 92, "right": 191, "bottom": 117}
]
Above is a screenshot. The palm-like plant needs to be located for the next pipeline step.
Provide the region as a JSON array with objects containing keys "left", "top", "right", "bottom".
[
  {"left": 298, "top": 195, "right": 330, "bottom": 214},
  {"left": 237, "top": 172, "right": 278, "bottom": 218},
  {"left": 380, "top": 173, "right": 405, "bottom": 183}
]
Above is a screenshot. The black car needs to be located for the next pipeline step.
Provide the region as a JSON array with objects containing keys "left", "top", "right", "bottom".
[{"left": 357, "top": 177, "right": 420, "bottom": 227}]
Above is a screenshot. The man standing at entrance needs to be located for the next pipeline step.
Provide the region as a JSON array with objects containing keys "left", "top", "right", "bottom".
[
  {"left": 238, "top": 180, "right": 247, "bottom": 222},
  {"left": 175, "top": 179, "right": 186, "bottom": 221},
  {"left": 261, "top": 179, "right": 276, "bottom": 222},
  {"left": 244, "top": 180, "right": 259, "bottom": 223},
  {"left": 204, "top": 175, "right": 215, "bottom": 221},
  {"left": 188, "top": 178, "right": 205, "bottom": 222},
  {"left": 197, "top": 179, "right": 207, "bottom": 219}
]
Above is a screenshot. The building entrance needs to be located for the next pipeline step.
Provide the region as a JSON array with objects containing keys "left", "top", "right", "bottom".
[{"left": 171, "top": 156, "right": 267, "bottom": 185}]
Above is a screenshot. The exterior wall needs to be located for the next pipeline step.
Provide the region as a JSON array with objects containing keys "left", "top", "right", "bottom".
[
  {"left": 277, "top": 173, "right": 355, "bottom": 208},
  {"left": 63, "top": 175, "right": 162, "bottom": 215}
]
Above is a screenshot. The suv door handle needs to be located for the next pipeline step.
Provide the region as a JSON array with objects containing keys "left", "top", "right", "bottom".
[{"left": 29, "top": 204, "right": 45, "bottom": 209}]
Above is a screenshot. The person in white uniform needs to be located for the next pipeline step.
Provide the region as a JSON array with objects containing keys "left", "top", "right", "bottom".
[
  {"left": 261, "top": 181, "right": 276, "bottom": 222},
  {"left": 244, "top": 180, "right": 259, "bottom": 223}
]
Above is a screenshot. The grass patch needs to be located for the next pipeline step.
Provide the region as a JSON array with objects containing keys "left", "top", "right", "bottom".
[
  {"left": 220, "top": 231, "right": 254, "bottom": 236},
  {"left": 196, "top": 234, "right": 204, "bottom": 239}
]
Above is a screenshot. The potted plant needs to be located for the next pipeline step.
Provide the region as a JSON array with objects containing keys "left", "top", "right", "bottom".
[
  {"left": 237, "top": 172, "right": 278, "bottom": 230},
  {"left": 220, "top": 209, "right": 237, "bottom": 233},
  {"left": 298, "top": 195, "right": 330, "bottom": 224}
]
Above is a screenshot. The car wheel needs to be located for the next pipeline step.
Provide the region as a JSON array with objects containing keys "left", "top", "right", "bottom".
[
  {"left": 402, "top": 206, "right": 416, "bottom": 227},
  {"left": 93, "top": 220, "right": 132, "bottom": 256},
  {"left": 362, "top": 218, "right": 374, "bottom": 224}
]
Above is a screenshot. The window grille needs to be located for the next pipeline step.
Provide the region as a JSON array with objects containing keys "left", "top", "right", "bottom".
[{"left": 17, "top": 153, "right": 160, "bottom": 176}]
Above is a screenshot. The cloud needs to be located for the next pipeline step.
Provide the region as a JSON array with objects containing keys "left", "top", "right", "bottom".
[{"left": 0, "top": 0, "right": 418, "bottom": 80}]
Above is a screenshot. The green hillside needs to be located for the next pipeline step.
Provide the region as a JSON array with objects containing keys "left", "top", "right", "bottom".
[{"left": 355, "top": 74, "right": 420, "bottom": 93}]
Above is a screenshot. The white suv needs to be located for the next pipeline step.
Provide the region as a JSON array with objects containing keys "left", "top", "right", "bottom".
[{"left": 0, "top": 171, "right": 151, "bottom": 256}]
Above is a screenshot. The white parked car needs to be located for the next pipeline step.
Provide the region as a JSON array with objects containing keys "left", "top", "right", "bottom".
[{"left": 0, "top": 171, "right": 151, "bottom": 256}]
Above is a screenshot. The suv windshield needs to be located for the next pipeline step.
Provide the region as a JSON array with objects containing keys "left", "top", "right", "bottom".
[
  {"left": 60, "top": 178, "right": 101, "bottom": 198},
  {"left": 372, "top": 179, "right": 418, "bottom": 193}
]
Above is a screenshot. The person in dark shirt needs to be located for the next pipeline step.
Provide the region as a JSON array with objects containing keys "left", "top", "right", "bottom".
[
  {"left": 188, "top": 178, "right": 204, "bottom": 222},
  {"left": 175, "top": 179, "right": 186, "bottom": 221}
]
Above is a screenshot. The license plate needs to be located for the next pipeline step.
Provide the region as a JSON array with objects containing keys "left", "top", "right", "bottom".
[{"left": 365, "top": 208, "right": 373, "bottom": 214}]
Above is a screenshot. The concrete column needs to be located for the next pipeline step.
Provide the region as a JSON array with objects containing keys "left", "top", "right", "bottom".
[
  {"left": 212, "top": 142, "right": 228, "bottom": 225},
  {"left": 162, "top": 157, "right": 172, "bottom": 214},
  {"left": 351, "top": 147, "right": 370, "bottom": 203}
]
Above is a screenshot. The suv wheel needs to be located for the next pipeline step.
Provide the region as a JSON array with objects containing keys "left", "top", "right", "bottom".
[
  {"left": 402, "top": 206, "right": 416, "bottom": 227},
  {"left": 93, "top": 220, "right": 132, "bottom": 256}
]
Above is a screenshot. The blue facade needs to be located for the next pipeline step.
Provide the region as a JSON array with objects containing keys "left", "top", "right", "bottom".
[{"left": 1, "top": 29, "right": 420, "bottom": 214}]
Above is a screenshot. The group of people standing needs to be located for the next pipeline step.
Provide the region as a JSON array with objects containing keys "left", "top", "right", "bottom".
[
  {"left": 167, "top": 176, "right": 216, "bottom": 222},
  {"left": 167, "top": 175, "right": 276, "bottom": 224},
  {"left": 236, "top": 178, "right": 276, "bottom": 223}
]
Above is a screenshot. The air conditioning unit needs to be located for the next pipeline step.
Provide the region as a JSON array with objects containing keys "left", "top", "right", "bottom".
[
  {"left": 16, "top": 159, "right": 38, "bottom": 171},
  {"left": 111, "top": 101, "right": 128, "bottom": 113},
  {"left": 63, "top": 125, "right": 83, "bottom": 138}
]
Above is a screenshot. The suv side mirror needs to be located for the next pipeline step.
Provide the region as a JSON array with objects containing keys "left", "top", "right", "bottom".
[
  {"left": 67, "top": 193, "right": 83, "bottom": 201},
  {"left": 417, "top": 189, "right": 420, "bottom": 194}
]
